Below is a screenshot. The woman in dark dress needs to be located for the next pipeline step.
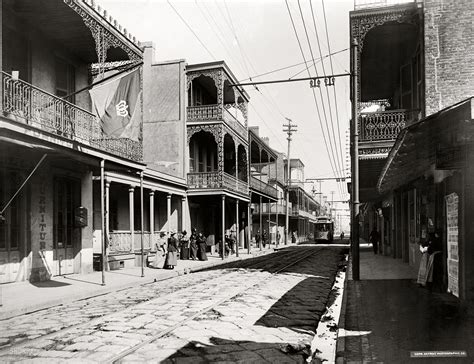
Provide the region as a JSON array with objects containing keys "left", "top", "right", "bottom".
[
  {"left": 189, "top": 228, "right": 198, "bottom": 260},
  {"left": 197, "top": 232, "right": 208, "bottom": 261},
  {"left": 179, "top": 230, "right": 189, "bottom": 260},
  {"left": 163, "top": 230, "right": 178, "bottom": 269}
]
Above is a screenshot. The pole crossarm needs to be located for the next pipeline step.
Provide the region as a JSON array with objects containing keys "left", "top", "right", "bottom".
[{"left": 228, "top": 73, "right": 350, "bottom": 87}]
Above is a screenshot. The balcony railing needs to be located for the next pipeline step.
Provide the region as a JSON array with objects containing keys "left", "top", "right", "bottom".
[
  {"left": 250, "top": 176, "right": 278, "bottom": 199},
  {"left": 187, "top": 104, "right": 247, "bottom": 138},
  {"left": 1, "top": 72, "right": 142, "bottom": 161},
  {"left": 354, "top": 0, "right": 415, "bottom": 10},
  {"left": 359, "top": 109, "right": 415, "bottom": 142},
  {"left": 108, "top": 231, "right": 158, "bottom": 253},
  {"left": 187, "top": 171, "right": 249, "bottom": 195},
  {"left": 253, "top": 202, "right": 288, "bottom": 215}
]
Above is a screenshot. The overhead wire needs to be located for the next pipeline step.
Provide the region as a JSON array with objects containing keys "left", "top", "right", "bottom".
[
  {"left": 321, "top": 0, "right": 347, "bottom": 197},
  {"left": 285, "top": 0, "right": 340, "bottom": 198},
  {"left": 307, "top": 0, "right": 345, "bottom": 196},
  {"left": 167, "top": 0, "right": 216, "bottom": 60}
]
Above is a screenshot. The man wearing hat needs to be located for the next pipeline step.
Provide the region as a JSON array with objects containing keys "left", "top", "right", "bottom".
[{"left": 163, "top": 230, "right": 178, "bottom": 269}]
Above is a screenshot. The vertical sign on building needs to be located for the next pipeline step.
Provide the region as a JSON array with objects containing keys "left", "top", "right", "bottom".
[{"left": 445, "top": 193, "right": 459, "bottom": 297}]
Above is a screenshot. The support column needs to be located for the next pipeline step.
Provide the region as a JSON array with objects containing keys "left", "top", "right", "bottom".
[
  {"left": 129, "top": 186, "right": 135, "bottom": 250},
  {"left": 259, "top": 195, "right": 262, "bottom": 251},
  {"left": 181, "top": 196, "right": 186, "bottom": 233},
  {"left": 167, "top": 193, "right": 172, "bottom": 235},
  {"left": 276, "top": 201, "right": 279, "bottom": 247},
  {"left": 105, "top": 181, "right": 110, "bottom": 239},
  {"left": 149, "top": 191, "right": 155, "bottom": 236},
  {"left": 236, "top": 199, "right": 239, "bottom": 257},
  {"left": 221, "top": 195, "right": 226, "bottom": 260},
  {"left": 268, "top": 198, "right": 271, "bottom": 249},
  {"left": 247, "top": 201, "right": 251, "bottom": 254}
]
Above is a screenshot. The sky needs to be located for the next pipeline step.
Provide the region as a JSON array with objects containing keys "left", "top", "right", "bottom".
[{"left": 99, "top": 0, "right": 353, "bottom": 227}]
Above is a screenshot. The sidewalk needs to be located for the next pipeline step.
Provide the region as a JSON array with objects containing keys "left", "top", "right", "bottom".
[
  {"left": 0, "top": 244, "right": 289, "bottom": 320},
  {"left": 336, "top": 245, "right": 474, "bottom": 363}
]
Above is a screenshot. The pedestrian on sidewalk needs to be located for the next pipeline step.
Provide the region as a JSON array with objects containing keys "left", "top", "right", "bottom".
[
  {"left": 276, "top": 230, "right": 281, "bottom": 246},
  {"left": 369, "top": 228, "right": 380, "bottom": 254},
  {"left": 179, "top": 230, "right": 189, "bottom": 260},
  {"left": 163, "top": 230, "right": 178, "bottom": 269},
  {"left": 228, "top": 230, "right": 236, "bottom": 254},
  {"left": 417, "top": 231, "right": 442, "bottom": 289},
  {"left": 152, "top": 231, "right": 167, "bottom": 268},
  {"left": 197, "top": 232, "right": 208, "bottom": 261},
  {"left": 189, "top": 227, "right": 198, "bottom": 260},
  {"left": 255, "top": 230, "right": 261, "bottom": 248},
  {"left": 262, "top": 230, "right": 268, "bottom": 248},
  {"left": 291, "top": 231, "right": 297, "bottom": 245}
]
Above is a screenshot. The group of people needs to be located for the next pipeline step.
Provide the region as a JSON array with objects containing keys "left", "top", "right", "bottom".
[
  {"left": 255, "top": 229, "right": 269, "bottom": 248},
  {"left": 152, "top": 227, "right": 208, "bottom": 270}
]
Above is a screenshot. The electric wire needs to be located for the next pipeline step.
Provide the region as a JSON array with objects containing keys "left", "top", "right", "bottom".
[
  {"left": 307, "top": 0, "right": 344, "bottom": 196},
  {"left": 285, "top": 0, "right": 340, "bottom": 199},
  {"left": 167, "top": 0, "right": 216, "bottom": 60},
  {"left": 321, "top": 0, "right": 346, "bottom": 196}
]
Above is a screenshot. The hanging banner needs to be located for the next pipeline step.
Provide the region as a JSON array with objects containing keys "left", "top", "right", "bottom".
[{"left": 445, "top": 192, "right": 459, "bottom": 297}]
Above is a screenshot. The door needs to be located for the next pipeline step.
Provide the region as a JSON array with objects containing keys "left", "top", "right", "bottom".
[
  {"left": 53, "top": 177, "right": 80, "bottom": 276},
  {"left": 0, "top": 170, "right": 27, "bottom": 283}
]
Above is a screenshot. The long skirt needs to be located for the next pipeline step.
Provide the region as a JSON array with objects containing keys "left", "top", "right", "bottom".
[
  {"left": 163, "top": 251, "right": 178, "bottom": 268},
  {"left": 197, "top": 243, "right": 208, "bottom": 261},
  {"left": 190, "top": 243, "right": 198, "bottom": 260},
  {"left": 180, "top": 247, "right": 190, "bottom": 260},
  {"left": 153, "top": 252, "right": 165, "bottom": 269}
]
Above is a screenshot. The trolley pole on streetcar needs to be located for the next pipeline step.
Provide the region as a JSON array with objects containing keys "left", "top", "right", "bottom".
[
  {"left": 283, "top": 118, "right": 297, "bottom": 245},
  {"left": 351, "top": 39, "right": 360, "bottom": 281}
]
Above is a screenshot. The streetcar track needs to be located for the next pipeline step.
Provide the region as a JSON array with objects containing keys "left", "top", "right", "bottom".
[
  {"left": 109, "top": 247, "right": 328, "bottom": 363},
  {"left": 0, "top": 248, "right": 315, "bottom": 355}
]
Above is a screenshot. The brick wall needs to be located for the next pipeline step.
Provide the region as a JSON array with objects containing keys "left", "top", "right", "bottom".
[{"left": 424, "top": 0, "right": 474, "bottom": 116}]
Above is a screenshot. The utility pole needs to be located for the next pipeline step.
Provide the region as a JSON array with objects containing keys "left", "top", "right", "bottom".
[
  {"left": 351, "top": 39, "right": 360, "bottom": 280},
  {"left": 283, "top": 118, "right": 297, "bottom": 245},
  {"left": 330, "top": 191, "right": 335, "bottom": 220}
]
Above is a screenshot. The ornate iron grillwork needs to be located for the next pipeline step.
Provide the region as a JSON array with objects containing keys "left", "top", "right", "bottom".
[
  {"left": 359, "top": 109, "right": 411, "bottom": 141},
  {"left": 2, "top": 72, "right": 142, "bottom": 161}
]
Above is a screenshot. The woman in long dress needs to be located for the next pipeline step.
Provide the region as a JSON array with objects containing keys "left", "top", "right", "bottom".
[
  {"left": 197, "top": 232, "right": 208, "bottom": 261},
  {"left": 153, "top": 232, "right": 167, "bottom": 268},
  {"left": 163, "top": 231, "right": 179, "bottom": 269},
  {"left": 180, "top": 230, "right": 189, "bottom": 260},
  {"left": 189, "top": 228, "right": 198, "bottom": 260}
]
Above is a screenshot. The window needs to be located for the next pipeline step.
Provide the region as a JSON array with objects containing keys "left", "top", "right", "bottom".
[
  {"left": 3, "top": 27, "right": 30, "bottom": 82},
  {"left": 53, "top": 177, "right": 79, "bottom": 248},
  {"left": 55, "top": 58, "right": 76, "bottom": 104},
  {"left": 189, "top": 141, "right": 196, "bottom": 173}
]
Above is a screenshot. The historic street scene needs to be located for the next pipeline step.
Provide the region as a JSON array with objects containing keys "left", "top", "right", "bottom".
[{"left": 0, "top": 0, "right": 473, "bottom": 362}]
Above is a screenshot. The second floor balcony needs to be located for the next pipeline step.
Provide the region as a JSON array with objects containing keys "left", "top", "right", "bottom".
[
  {"left": 1, "top": 72, "right": 142, "bottom": 161},
  {"left": 187, "top": 171, "right": 249, "bottom": 196},
  {"left": 250, "top": 176, "right": 278, "bottom": 200},
  {"left": 359, "top": 109, "right": 419, "bottom": 142}
]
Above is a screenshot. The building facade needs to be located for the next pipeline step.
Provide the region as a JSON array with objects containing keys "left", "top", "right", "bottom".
[{"left": 351, "top": 0, "right": 474, "bottom": 303}]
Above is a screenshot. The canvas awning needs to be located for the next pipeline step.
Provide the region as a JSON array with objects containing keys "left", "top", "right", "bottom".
[{"left": 377, "top": 98, "right": 474, "bottom": 194}]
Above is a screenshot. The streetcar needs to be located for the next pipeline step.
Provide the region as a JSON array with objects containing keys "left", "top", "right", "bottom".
[{"left": 314, "top": 216, "right": 334, "bottom": 242}]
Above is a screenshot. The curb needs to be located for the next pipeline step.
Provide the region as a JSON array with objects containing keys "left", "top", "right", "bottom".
[
  {"left": 335, "top": 254, "right": 351, "bottom": 364},
  {"left": 0, "top": 248, "right": 275, "bottom": 320}
]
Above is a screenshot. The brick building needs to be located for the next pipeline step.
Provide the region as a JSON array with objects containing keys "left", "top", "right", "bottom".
[{"left": 351, "top": 0, "right": 474, "bottom": 303}]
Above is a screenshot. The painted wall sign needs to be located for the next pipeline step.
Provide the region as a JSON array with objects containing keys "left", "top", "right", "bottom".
[{"left": 445, "top": 192, "right": 459, "bottom": 297}]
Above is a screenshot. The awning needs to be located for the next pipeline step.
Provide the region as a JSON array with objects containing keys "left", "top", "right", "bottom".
[{"left": 377, "top": 98, "right": 474, "bottom": 194}]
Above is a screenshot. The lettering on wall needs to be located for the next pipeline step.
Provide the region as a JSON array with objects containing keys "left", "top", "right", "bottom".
[{"left": 39, "top": 180, "right": 47, "bottom": 251}]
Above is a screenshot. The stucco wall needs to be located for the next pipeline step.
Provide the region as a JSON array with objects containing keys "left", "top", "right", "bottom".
[{"left": 143, "top": 44, "right": 186, "bottom": 178}]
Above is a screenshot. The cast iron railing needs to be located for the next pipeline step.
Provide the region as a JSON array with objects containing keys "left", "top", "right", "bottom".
[
  {"left": 1, "top": 72, "right": 142, "bottom": 161},
  {"left": 187, "top": 171, "right": 249, "bottom": 195}
]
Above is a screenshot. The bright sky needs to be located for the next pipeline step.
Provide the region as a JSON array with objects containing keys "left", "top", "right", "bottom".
[{"left": 99, "top": 0, "right": 353, "bottom": 227}]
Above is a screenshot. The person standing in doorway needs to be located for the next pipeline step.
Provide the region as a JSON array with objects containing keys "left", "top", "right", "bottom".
[{"left": 369, "top": 228, "right": 381, "bottom": 254}]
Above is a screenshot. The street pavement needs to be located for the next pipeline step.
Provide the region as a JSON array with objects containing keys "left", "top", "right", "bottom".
[
  {"left": 336, "top": 245, "right": 474, "bottom": 363},
  {"left": 0, "top": 245, "right": 347, "bottom": 363}
]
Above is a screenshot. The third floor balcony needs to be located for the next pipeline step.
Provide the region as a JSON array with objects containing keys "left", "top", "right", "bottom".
[{"left": 186, "top": 62, "right": 249, "bottom": 141}]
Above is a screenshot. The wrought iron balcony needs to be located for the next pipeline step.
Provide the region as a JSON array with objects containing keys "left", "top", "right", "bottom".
[
  {"left": 358, "top": 109, "right": 416, "bottom": 142},
  {"left": 187, "top": 104, "right": 247, "bottom": 139},
  {"left": 252, "top": 202, "right": 288, "bottom": 215},
  {"left": 353, "top": 0, "right": 416, "bottom": 10},
  {"left": 1, "top": 72, "right": 142, "bottom": 161},
  {"left": 187, "top": 171, "right": 249, "bottom": 195},
  {"left": 250, "top": 176, "right": 278, "bottom": 199}
]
